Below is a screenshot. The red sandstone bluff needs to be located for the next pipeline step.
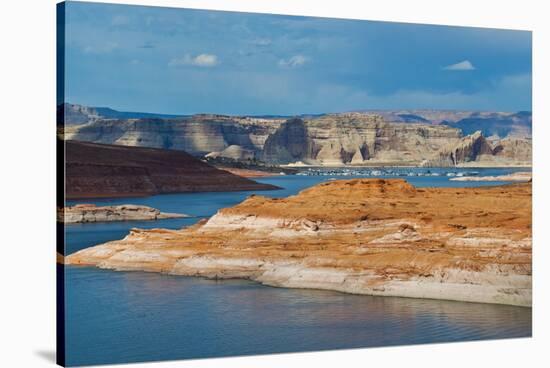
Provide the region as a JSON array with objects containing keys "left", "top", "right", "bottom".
[
  {"left": 67, "top": 179, "right": 532, "bottom": 307},
  {"left": 64, "top": 140, "right": 279, "bottom": 199}
]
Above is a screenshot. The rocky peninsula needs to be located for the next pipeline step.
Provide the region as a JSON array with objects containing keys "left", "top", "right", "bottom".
[
  {"left": 66, "top": 179, "right": 532, "bottom": 307},
  {"left": 60, "top": 204, "right": 188, "bottom": 223},
  {"left": 64, "top": 140, "right": 279, "bottom": 199}
]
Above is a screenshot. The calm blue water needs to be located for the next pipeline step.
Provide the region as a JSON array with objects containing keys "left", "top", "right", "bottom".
[{"left": 63, "top": 168, "right": 532, "bottom": 367}]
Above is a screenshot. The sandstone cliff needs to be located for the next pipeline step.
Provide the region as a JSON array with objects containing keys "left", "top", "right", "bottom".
[
  {"left": 60, "top": 204, "right": 188, "bottom": 223},
  {"left": 425, "top": 131, "right": 532, "bottom": 167},
  {"left": 66, "top": 179, "right": 532, "bottom": 306},
  {"left": 62, "top": 109, "right": 531, "bottom": 167},
  {"left": 64, "top": 115, "right": 283, "bottom": 156},
  {"left": 262, "top": 114, "right": 463, "bottom": 165},
  {"left": 358, "top": 110, "right": 532, "bottom": 138},
  {"left": 64, "top": 140, "right": 279, "bottom": 199}
]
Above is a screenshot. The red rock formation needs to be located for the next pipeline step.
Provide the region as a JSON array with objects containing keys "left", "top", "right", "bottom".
[
  {"left": 67, "top": 179, "right": 532, "bottom": 306},
  {"left": 64, "top": 140, "right": 279, "bottom": 199}
]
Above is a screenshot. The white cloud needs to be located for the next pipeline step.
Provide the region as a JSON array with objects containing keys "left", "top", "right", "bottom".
[
  {"left": 443, "top": 60, "right": 476, "bottom": 71},
  {"left": 278, "top": 55, "right": 309, "bottom": 68},
  {"left": 169, "top": 53, "right": 219, "bottom": 67}
]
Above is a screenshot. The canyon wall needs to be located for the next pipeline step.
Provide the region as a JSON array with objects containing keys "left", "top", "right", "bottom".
[
  {"left": 425, "top": 131, "right": 532, "bottom": 167},
  {"left": 64, "top": 115, "right": 283, "bottom": 156},
  {"left": 262, "top": 114, "right": 463, "bottom": 165},
  {"left": 63, "top": 111, "right": 531, "bottom": 167}
]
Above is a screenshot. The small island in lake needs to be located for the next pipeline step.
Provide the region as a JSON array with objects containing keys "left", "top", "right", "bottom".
[{"left": 60, "top": 204, "right": 189, "bottom": 224}]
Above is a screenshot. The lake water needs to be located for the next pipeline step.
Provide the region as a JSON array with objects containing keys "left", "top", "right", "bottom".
[{"left": 63, "top": 167, "right": 532, "bottom": 366}]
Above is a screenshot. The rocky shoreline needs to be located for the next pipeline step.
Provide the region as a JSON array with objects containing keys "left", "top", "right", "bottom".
[
  {"left": 66, "top": 179, "right": 532, "bottom": 306},
  {"left": 60, "top": 204, "right": 188, "bottom": 223},
  {"left": 450, "top": 171, "right": 532, "bottom": 182}
]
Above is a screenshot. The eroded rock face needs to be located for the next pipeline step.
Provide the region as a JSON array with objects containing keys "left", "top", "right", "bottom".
[
  {"left": 63, "top": 111, "right": 531, "bottom": 167},
  {"left": 262, "top": 114, "right": 463, "bottom": 165},
  {"left": 492, "top": 138, "right": 532, "bottom": 163},
  {"left": 66, "top": 179, "right": 532, "bottom": 306},
  {"left": 60, "top": 204, "right": 188, "bottom": 223},
  {"left": 64, "top": 115, "right": 284, "bottom": 156},
  {"left": 426, "top": 131, "right": 532, "bottom": 167},
  {"left": 430, "top": 131, "right": 493, "bottom": 166}
]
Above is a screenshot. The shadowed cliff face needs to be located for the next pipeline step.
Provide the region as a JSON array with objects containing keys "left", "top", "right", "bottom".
[
  {"left": 262, "top": 114, "right": 463, "bottom": 165},
  {"left": 262, "top": 119, "right": 312, "bottom": 163},
  {"left": 64, "top": 115, "right": 283, "bottom": 157},
  {"left": 64, "top": 140, "right": 279, "bottom": 199},
  {"left": 67, "top": 179, "right": 532, "bottom": 306},
  {"left": 426, "top": 131, "right": 532, "bottom": 167}
]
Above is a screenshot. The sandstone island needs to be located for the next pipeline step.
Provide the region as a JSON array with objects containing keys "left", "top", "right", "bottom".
[
  {"left": 66, "top": 179, "right": 532, "bottom": 307},
  {"left": 60, "top": 204, "right": 189, "bottom": 223}
]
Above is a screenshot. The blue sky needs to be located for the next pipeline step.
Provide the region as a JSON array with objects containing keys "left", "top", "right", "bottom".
[{"left": 63, "top": 1, "right": 532, "bottom": 115}]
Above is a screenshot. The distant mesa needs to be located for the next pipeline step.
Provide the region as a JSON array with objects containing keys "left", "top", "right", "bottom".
[
  {"left": 64, "top": 140, "right": 279, "bottom": 199},
  {"left": 60, "top": 104, "right": 532, "bottom": 167},
  {"left": 57, "top": 103, "right": 186, "bottom": 126},
  {"left": 424, "top": 130, "right": 531, "bottom": 167}
]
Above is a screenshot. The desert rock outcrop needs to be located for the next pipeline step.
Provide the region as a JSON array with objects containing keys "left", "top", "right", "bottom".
[
  {"left": 60, "top": 204, "right": 188, "bottom": 223},
  {"left": 67, "top": 179, "right": 532, "bottom": 306},
  {"left": 64, "top": 140, "right": 279, "bottom": 199}
]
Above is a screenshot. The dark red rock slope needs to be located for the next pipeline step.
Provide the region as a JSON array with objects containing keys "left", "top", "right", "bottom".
[{"left": 64, "top": 140, "right": 279, "bottom": 199}]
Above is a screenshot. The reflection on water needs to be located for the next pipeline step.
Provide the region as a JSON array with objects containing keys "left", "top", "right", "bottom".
[{"left": 65, "top": 267, "right": 531, "bottom": 367}]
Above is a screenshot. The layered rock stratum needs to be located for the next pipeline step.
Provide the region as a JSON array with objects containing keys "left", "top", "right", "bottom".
[
  {"left": 424, "top": 131, "right": 531, "bottom": 167},
  {"left": 63, "top": 109, "right": 531, "bottom": 167},
  {"left": 60, "top": 204, "right": 188, "bottom": 223},
  {"left": 64, "top": 140, "right": 279, "bottom": 199},
  {"left": 262, "top": 114, "right": 464, "bottom": 165},
  {"left": 66, "top": 179, "right": 532, "bottom": 306}
]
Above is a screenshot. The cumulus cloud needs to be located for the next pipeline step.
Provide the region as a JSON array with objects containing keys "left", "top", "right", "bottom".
[
  {"left": 169, "top": 53, "right": 219, "bottom": 67},
  {"left": 278, "top": 55, "right": 309, "bottom": 68},
  {"left": 443, "top": 60, "right": 476, "bottom": 71}
]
